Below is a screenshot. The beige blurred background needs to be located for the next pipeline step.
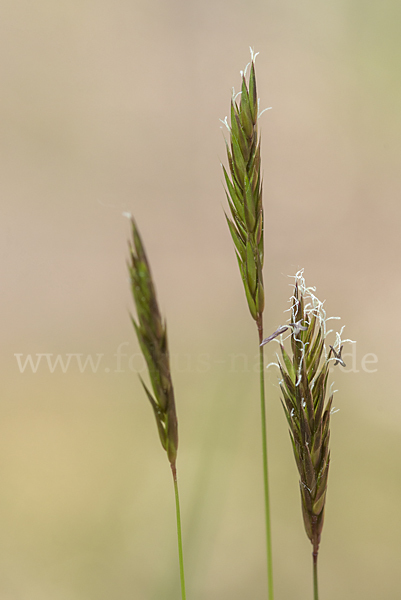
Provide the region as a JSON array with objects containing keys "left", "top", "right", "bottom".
[{"left": 1, "top": 1, "right": 400, "bottom": 598}]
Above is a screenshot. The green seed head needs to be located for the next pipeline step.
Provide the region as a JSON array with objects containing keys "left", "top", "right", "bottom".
[
  {"left": 128, "top": 218, "right": 178, "bottom": 466},
  {"left": 273, "top": 270, "right": 354, "bottom": 553},
  {"left": 222, "top": 50, "right": 267, "bottom": 322}
]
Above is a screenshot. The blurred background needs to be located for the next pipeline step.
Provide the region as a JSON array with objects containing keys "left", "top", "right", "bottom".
[{"left": 1, "top": 0, "right": 400, "bottom": 598}]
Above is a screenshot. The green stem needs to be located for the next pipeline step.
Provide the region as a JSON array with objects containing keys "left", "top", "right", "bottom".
[
  {"left": 313, "top": 550, "right": 319, "bottom": 600},
  {"left": 171, "top": 464, "right": 187, "bottom": 600},
  {"left": 257, "top": 317, "right": 274, "bottom": 600}
]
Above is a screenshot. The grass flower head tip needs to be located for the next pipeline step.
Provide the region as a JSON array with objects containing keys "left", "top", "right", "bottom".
[{"left": 128, "top": 218, "right": 178, "bottom": 467}]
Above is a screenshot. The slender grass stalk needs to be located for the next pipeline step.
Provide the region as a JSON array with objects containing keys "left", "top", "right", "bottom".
[
  {"left": 313, "top": 552, "right": 319, "bottom": 600},
  {"left": 172, "top": 464, "right": 187, "bottom": 600},
  {"left": 258, "top": 333, "right": 274, "bottom": 600},
  {"left": 128, "top": 217, "right": 186, "bottom": 600},
  {"left": 221, "top": 49, "right": 274, "bottom": 598},
  {"left": 262, "top": 269, "right": 353, "bottom": 599}
]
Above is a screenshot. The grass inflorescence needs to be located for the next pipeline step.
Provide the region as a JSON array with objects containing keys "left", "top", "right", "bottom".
[
  {"left": 222, "top": 51, "right": 264, "bottom": 328},
  {"left": 221, "top": 49, "right": 274, "bottom": 600},
  {"left": 128, "top": 217, "right": 186, "bottom": 600},
  {"left": 128, "top": 218, "right": 178, "bottom": 468},
  {"left": 262, "top": 270, "right": 353, "bottom": 599}
]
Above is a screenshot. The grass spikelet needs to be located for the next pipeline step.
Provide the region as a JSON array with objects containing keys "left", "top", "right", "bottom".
[
  {"left": 266, "top": 269, "right": 353, "bottom": 600},
  {"left": 128, "top": 218, "right": 178, "bottom": 467},
  {"left": 222, "top": 51, "right": 264, "bottom": 324},
  {"left": 128, "top": 217, "right": 186, "bottom": 600},
  {"left": 221, "top": 49, "right": 274, "bottom": 600}
]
